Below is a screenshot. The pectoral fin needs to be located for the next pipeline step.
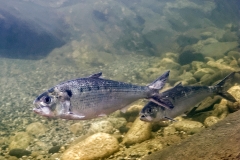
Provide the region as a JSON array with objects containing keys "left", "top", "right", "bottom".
[{"left": 164, "top": 116, "right": 176, "bottom": 121}]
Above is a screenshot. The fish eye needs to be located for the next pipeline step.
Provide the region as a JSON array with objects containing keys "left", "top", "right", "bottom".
[
  {"left": 43, "top": 96, "right": 51, "bottom": 104},
  {"left": 146, "top": 107, "right": 153, "bottom": 114}
]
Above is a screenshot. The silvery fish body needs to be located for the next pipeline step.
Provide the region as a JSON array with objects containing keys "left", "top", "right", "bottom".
[
  {"left": 140, "top": 72, "right": 238, "bottom": 122},
  {"left": 33, "top": 71, "right": 169, "bottom": 120}
]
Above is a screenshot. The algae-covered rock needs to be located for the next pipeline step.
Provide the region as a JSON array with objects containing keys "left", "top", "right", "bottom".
[
  {"left": 178, "top": 71, "right": 197, "bottom": 84},
  {"left": 227, "top": 51, "right": 240, "bottom": 60},
  {"left": 26, "top": 122, "right": 47, "bottom": 137},
  {"left": 207, "top": 60, "right": 237, "bottom": 72},
  {"left": 107, "top": 117, "right": 127, "bottom": 130},
  {"left": 193, "top": 68, "right": 215, "bottom": 80},
  {"left": 9, "top": 132, "right": 32, "bottom": 150},
  {"left": 143, "top": 110, "right": 240, "bottom": 160},
  {"left": 159, "top": 58, "right": 181, "bottom": 70},
  {"left": 171, "top": 120, "right": 204, "bottom": 134},
  {"left": 212, "top": 103, "right": 229, "bottom": 120},
  {"left": 204, "top": 116, "right": 220, "bottom": 127},
  {"left": 163, "top": 126, "right": 176, "bottom": 137},
  {"left": 224, "top": 85, "right": 240, "bottom": 112},
  {"left": 88, "top": 120, "right": 114, "bottom": 134},
  {"left": 61, "top": 133, "right": 119, "bottom": 160},
  {"left": 69, "top": 122, "right": 83, "bottom": 135},
  {"left": 122, "top": 118, "right": 152, "bottom": 145},
  {"left": 199, "top": 41, "right": 239, "bottom": 58},
  {"left": 9, "top": 149, "right": 31, "bottom": 158}
]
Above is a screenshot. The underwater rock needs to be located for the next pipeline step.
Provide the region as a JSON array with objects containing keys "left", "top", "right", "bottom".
[
  {"left": 69, "top": 122, "right": 83, "bottom": 135},
  {"left": 164, "top": 52, "right": 179, "bottom": 61},
  {"left": 178, "top": 50, "right": 205, "bottom": 65},
  {"left": 61, "top": 133, "right": 119, "bottom": 160},
  {"left": 143, "top": 110, "right": 240, "bottom": 160},
  {"left": 9, "top": 148, "right": 31, "bottom": 158},
  {"left": 220, "top": 31, "right": 238, "bottom": 42},
  {"left": 212, "top": 103, "right": 229, "bottom": 120},
  {"left": 9, "top": 132, "right": 32, "bottom": 150},
  {"left": 158, "top": 58, "right": 181, "bottom": 70},
  {"left": 121, "top": 104, "right": 144, "bottom": 122},
  {"left": 163, "top": 126, "right": 176, "bottom": 137},
  {"left": 193, "top": 68, "right": 215, "bottom": 80},
  {"left": 48, "top": 146, "right": 61, "bottom": 154},
  {"left": 227, "top": 85, "right": 240, "bottom": 101},
  {"left": 212, "top": 85, "right": 240, "bottom": 116},
  {"left": 107, "top": 117, "right": 127, "bottom": 130},
  {"left": 178, "top": 71, "right": 197, "bottom": 85},
  {"left": 191, "top": 61, "right": 205, "bottom": 71},
  {"left": 117, "top": 138, "right": 163, "bottom": 159},
  {"left": 26, "top": 122, "right": 47, "bottom": 137},
  {"left": 122, "top": 118, "right": 152, "bottom": 146},
  {"left": 199, "top": 42, "right": 239, "bottom": 59},
  {"left": 224, "top": 86, "right": 240, "bottom": 112},
  {"left": 200, "top": 31, "right": 213, "bottom": 39},
  {"left": 204, "top": 116, "right": 220, "bottom": 127},
  {"left": 227, "top": 51, "right": 240, "bottom": 60},
  {"left": 171, "top": 120, "right": 204, "bottom": 134},
  {"left": 33, "top": 141, "right": 49, "bottom": 151},
  {"left": 88, "top": 120, "right": 114, "bottom": 134},
  {"left": 207, "top": 60, "right": 236, "bottom": 72}
]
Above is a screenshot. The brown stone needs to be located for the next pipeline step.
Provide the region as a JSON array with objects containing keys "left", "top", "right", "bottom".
[{"left": 143, "top": 110, "right": 240, "bottom": 160}]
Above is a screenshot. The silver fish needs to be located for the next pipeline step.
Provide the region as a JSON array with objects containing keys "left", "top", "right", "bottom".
[
  {"left": 33, "top": 71, "right": 170, "bottom": 120},
  {"left": 140, "top": 72, "right": 238, "bottom": 122}
]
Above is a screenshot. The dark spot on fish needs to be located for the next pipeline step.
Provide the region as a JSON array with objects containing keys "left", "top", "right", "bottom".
[
  {"left": 88, "top": 87, "right": 91, "bottom": 91},
  {"left": 36, "top": 92, "right": 48, "bottom": 101},
  {"left": 80, "top": 88, "right": 83, "bottom": 92},
  {"left": 97, "top": 86, "right": 100, "bottom": 90},
  {"left": 65, "top": 90, "right": 72, "bottom": 97},
  {"left": 48, "top": 88, "right": 54, "bottom": 93}
]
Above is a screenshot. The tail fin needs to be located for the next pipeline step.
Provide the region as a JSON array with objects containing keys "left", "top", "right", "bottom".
[
  {"left": 216, "top": 71, "right": 239, "bottom": 102},
  {"left": 147, "top": 70, "right": 170, "bottom": 90}
]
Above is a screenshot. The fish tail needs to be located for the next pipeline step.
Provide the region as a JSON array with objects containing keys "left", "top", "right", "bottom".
[
  {"left": 147, "top": 70, "right": 170, "bottom": 90},
  {"left": 215, "top": 71, "right": 239, "bottom": 102}
]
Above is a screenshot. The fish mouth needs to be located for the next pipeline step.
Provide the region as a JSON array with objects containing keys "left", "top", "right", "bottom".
[
  {"left": 32, "top": 102, "right": 55, "bottom": 118},
  {"left": 139, "top": 114, "right": 152, "bottom": 122}
]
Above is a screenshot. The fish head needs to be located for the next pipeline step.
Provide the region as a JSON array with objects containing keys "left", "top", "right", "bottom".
[
  {"left": 33, "top": 89, "right": 58, "bottom": 118},
  {"left": 140, "top": 102, "right": 165, "bottom": 122}
]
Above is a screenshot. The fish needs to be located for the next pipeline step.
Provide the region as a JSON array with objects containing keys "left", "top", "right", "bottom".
[
  {"left": 33, "top": 71, "right": 170, "bottom": 120},
  {"left": 140, "top": 71, "right": 238, "bottom": 122}
]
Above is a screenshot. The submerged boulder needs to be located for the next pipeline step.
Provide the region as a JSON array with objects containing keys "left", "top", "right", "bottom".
[
  {"left": 122, "top": 118, "right": 152, "bottom": 145},
  {"left": 9, "top": 132, "right": 32, "bottom": 150},
  {"left": 171, "top": 120, "right": 204, "bottom": 134},
  {"left": 143, "top": 110, "right": 240, "bottom": 160},
  {"left": 61, "top": 133, "right": 119, "bottom": 160}
]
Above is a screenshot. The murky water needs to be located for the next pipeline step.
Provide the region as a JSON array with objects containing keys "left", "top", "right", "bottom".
[{"left": 0, "top": 0, "right": 239, "bottom": 159}]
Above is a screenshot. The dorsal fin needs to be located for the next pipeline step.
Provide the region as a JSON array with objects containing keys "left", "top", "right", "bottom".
[
  {"left": 148, "top": 70, "right": 170, "bottom": 90},
  {"left": 89, "top": 72, "right": 102, "bottom": 78}
]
